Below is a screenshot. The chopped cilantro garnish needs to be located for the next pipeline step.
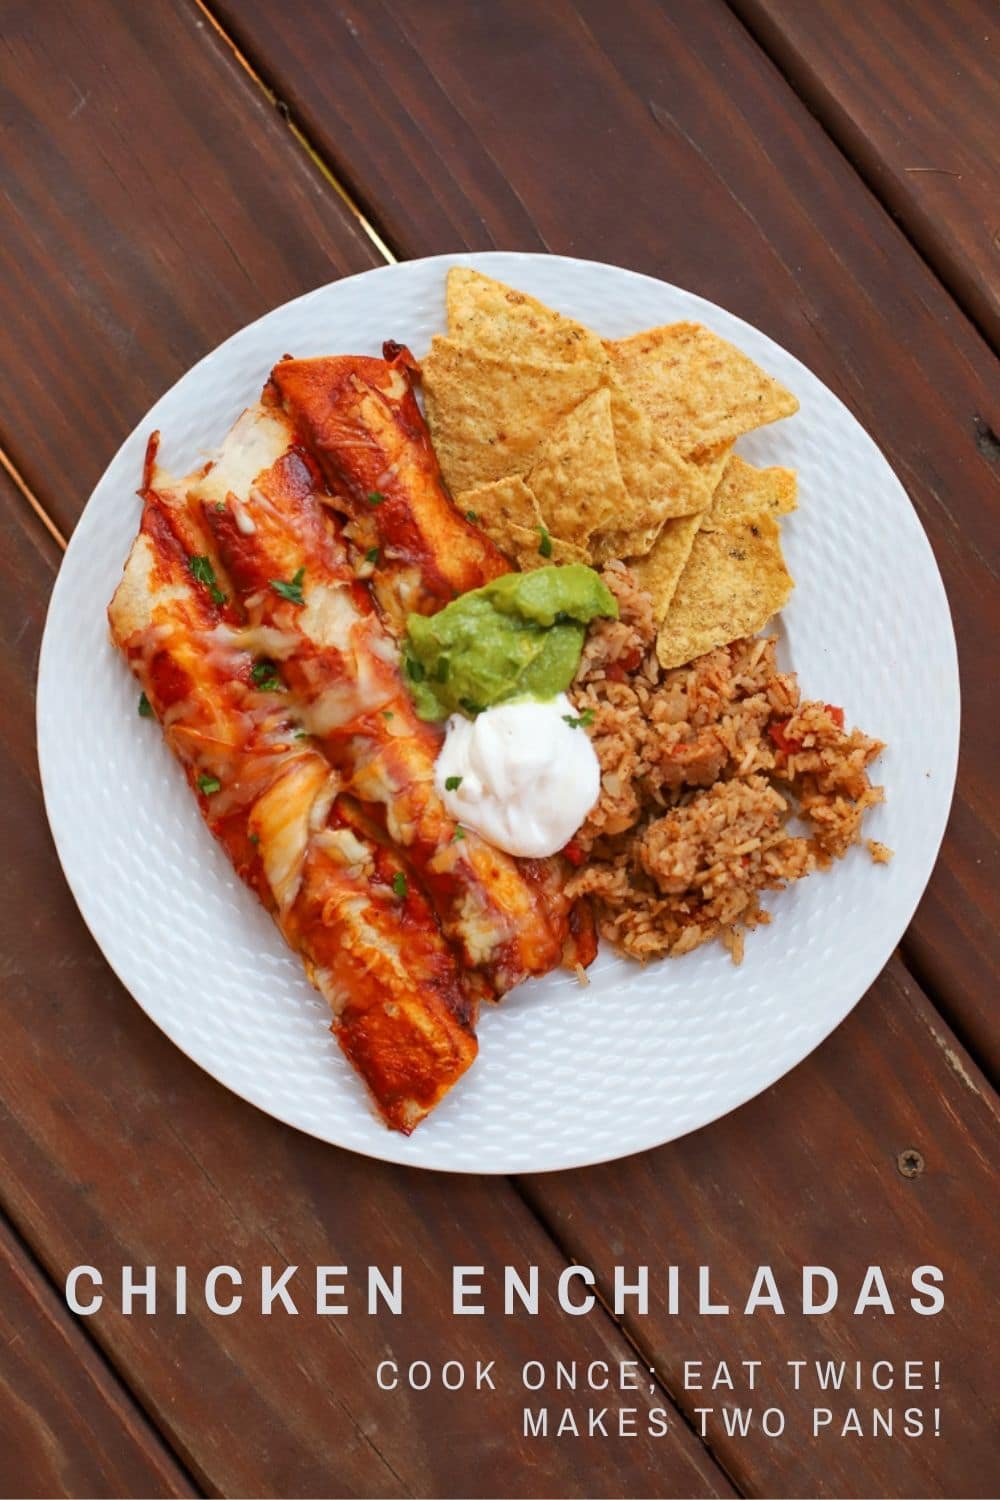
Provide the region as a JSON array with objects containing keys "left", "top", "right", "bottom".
[
  {"left": 465, "top": 509, "right": 478, "bottom": 522},
  {"left": 198, "top": 773, "right": 221, "bottom": 795},
  {"left": 137, "top": 691, "right": 153, "bottom": 718},
  {"left": 562, "top": 709, "right": 595, "bottom": 729},
  {"left": 445, "top": 775, "right": 463, "bottom": 791},
  {"left": 214, "top": 501, "right": 226, "bottom": 514},
  {"left": 406, "top": 655, "right": 426, "bottom": 683},
  {"left": 293, "top": 728, "right": 310, "bottom": 740},
  {"left": 459, "top": 697, "right": 483, "bottom": 716},
  {"left": 382, "top": 710, "right": 394, "bottom": 720},
  {"left": 392, "top": 871, "right": 408, "bottom": 899},
  {"left": 435, "top": 657, "right": 450, "bottom": 683},
  {"left": 367, "top": 491, "right": 386, "bottom": 506},
  {"left": 189, "top": 554, "right": 226, "bottom": 606},
  {"left": 453, "top": 825, "right": 466, "bottom": 842},
  {"left": 250, "top": 660, "right": 283, "bottom": 692},
  {"left": 269, "top": 567, "right": 305, "bottom": 606},
  {"left": 538, "top": 525, "right": 553, "bottom": 559},
  {"left": 365, "top": 546, "right": 380, "bottom": 564}
]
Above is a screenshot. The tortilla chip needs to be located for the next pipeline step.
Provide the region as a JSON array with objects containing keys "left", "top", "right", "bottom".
[
  {"left": 457, "top": 475, "right": 543, "bottom": 546},
  {"left": 655, "top": 513, "right": 794, "bottom": 669},
  {"left": 526, "top": 387, "right": 626, "bottom": 542},
  {"left": 627, "top": 512, "right": 703, "bottom": 621},
  {"left": 446, "top": 267, "right": 608, "bottom": 368},
  {"left": 421, "top": 337, "right": 601, "bottom": 495},
  {"left": 591, "top": 515, "right": 662, "bottom": 564},
  {"left": 695, "top": 440, "right": 735, "bottom": 497},
  {"left": 605, "top": 323, "right": 799, "bottom": 457},
  {"left": 500, "top": 522, "right": 590, "bottom": 571},
  {"left": 701, "top": 454, "right": 798, "bottom": 528},
  {"left": 609, "top": 386, "right": 711, "bottom": 525}
]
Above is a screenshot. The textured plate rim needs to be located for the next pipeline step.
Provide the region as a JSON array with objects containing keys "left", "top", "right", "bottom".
[{"left": 36, "top": 251, "right": 960, "bottom": 1173}]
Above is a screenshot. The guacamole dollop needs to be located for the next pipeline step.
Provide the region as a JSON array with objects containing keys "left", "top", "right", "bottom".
[{"left": 404, "top": 564, "right": 618, "bottom": 721}]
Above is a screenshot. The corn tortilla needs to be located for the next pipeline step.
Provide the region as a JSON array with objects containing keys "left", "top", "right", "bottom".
[
  {"left": 526, "top": 387, "right": 626, "bottom": 542},
  {"left": 656, "top": 513, "right": 794, "bottom": 668},
  {"left": 605, "top": 323, "right": 799, "bottom": 457},
  {"left": 499, "top": 522, "right": 590, "bottom": 571},
  {"left": 609, "top": 386, "right": 711, "bottom": 525},
  {"left": 422, "top": 337, "right": 601, "bottom": 495},
  {"left": 702, "top": 454, "right": 798, "bottom": 528},
  {"left": 446, "top": 267, "right": 609, "bottom": 368},
  {"left": 627, "top": 512, "right": 704, "bottom": 622},
  {"left": 457, "top": 474, "right": 543, "bottom": 545}
]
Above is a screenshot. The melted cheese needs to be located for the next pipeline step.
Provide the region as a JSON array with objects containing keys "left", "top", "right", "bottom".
[
  {"left": 253, "top": 756, "right": 338, "bottom": 915},
  {"left": 190, "top": 408, "right": 290, "bottom": 507}
]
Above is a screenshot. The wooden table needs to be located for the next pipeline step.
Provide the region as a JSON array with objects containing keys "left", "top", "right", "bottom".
[{"left": 1, "top": 3, "right": 996, "bottom": 1495}]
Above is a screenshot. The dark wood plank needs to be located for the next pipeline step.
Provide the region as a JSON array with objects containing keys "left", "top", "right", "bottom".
[
  {"left": 731, "top": 0, "right": 1000, "bottom": 349},
  {"left": 521, "top": 958, "right": 1000, "bottom": 1500},
  {"left": 209, "top": 0, "right": 1000, "bottom": 1073},
  {"left": 0, "top": 1210, "right": 194, "bottom": 1499},
  {"left": 0, "top": 0, "right": 380, "bottom": 539},
  {"left": 188, "top": 3, "right": 1000, "bottom": 1493},
  {"left": 3, "top": 6, "right": 995, "bottom": 1496},
  {"left": 0, "top": 499, "right": 730, "bottom": 1498}
]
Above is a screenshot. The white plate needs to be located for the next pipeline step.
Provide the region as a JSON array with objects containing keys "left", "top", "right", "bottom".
[{"left": 37, "top": 253, "right": 959, "bottom": 1172}]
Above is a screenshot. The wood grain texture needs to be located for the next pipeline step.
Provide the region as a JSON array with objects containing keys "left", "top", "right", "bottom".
[
  {"left": 0, "top": 487, "right": 731, "bottom": 1498},
  {"left": 730, "top": 0, "right": 1000, "bottom": 349},
  {"left": 520, "top": 958, "right": 1000, "bottom": 1499},
  {"left": 210, "top": 0, "right": 1000, "bottom": 1073},
  {"left": 2, "top": 4, "right": 997, "bottom": 1496},
  {"left": 0, "top": 0, "right": 379, "bottom": 539},
  {"left": 0, "top": 1194, "right": 194, "bottom": 1497}
]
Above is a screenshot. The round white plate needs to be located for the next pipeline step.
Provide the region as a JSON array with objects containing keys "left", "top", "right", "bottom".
[{"left": 37, "top": 253, "right": 958, "bottom": 1172}]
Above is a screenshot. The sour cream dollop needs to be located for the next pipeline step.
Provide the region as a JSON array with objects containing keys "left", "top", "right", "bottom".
[{"left": 435, "top": 693, "right": 600, "bottom": 858}]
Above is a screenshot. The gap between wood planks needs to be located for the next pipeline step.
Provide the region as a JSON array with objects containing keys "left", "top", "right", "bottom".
[
  {"left": 0, "top": 444, "right": 67, "bottom": 552},
  {"left": 190, "top": 0, "right": 999, "bottom": 1090},
  {"left": 189, "top": 0, "right": 398, "bottom": 266},
  {"left": 10, "top": 0, "right": 995, "bottom": 1091},
  {"left": 3, "top": 6, "right": 992, "bottom": 1486},
  {"left": 7, "top": 476, "right": 738, "bottom": 1492},
  {"left": 0, "top": 1175, "right": 205, "bottom": 1497},
  {"left": 507, "top": 1176, "right": 744, "bottom": 1495},
  {"left": 724, "top": 0, "right": 999, "bottom": 1081},
  {"left": 724, "top": 0, "right": 999, "bottom": 359},
  {"left": 18, "top": 0, "right": 995, "bottom": 1093},
  {"left": 4, "top": 7, "right": 738, "bottom": 1483}
]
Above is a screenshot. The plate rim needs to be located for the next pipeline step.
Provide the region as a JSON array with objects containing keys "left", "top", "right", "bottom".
[{"left": 36, "top": 249, "right": 961, "bottom": 1173}]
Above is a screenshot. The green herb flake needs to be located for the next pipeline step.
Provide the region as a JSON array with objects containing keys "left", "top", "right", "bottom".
[
  {"left": 137, "top": 691, "right": 153, "bottom": 718},
  {"left": 248, "top": 832, "right": 260, "bottom": 846},
  {"left": 367, "top": 491, "right": 386, "bottom": 507},
  {"left": 250, "top": 660, "right": 283, "bottom": 692},
  {"left": 392, "top": 871, "right": 408, "bottom": 899},
  {"left": 435, "top": 657, "right": 450, "bottom": 683},
  {"left": 269, "top": 566, "right": 306, "bottom": 606},
  {"left": 444, "top": 775, "right": 463, "bottom": 791},
  {"left": 189, "top": 554, "right": 227, "bottom": 607},
  {"left": 459, "top": 697, "right": 483, "bottom": 717},
  {"left": 365, "top": 546, "right": 380, "bottom": 564},
  {"left": 465, "top": 509, "right": 478, "bottom": 522},
  {"left": 562, "top": 708, "right": 595, "bottom": 729},
  {"left": 406, "top": 655, "right": 426, "bottom": 683},
  {"left": 197, "top": 773, "right": 222, "bottom": 796},
  {"left": 293, "top": 729, "right": 310, "bottom": 740},
  {"left": 214, "top": 501, "right": 226, "bottom": 514},
  {"left": 382, "top": 710, "right": 394, "bottom": 720},
  {"left": 538, "top": 525, "right": 553, "bottom": 559},
  {"left": 453, "top": 825, "right": 466, "bottom": 842}
]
